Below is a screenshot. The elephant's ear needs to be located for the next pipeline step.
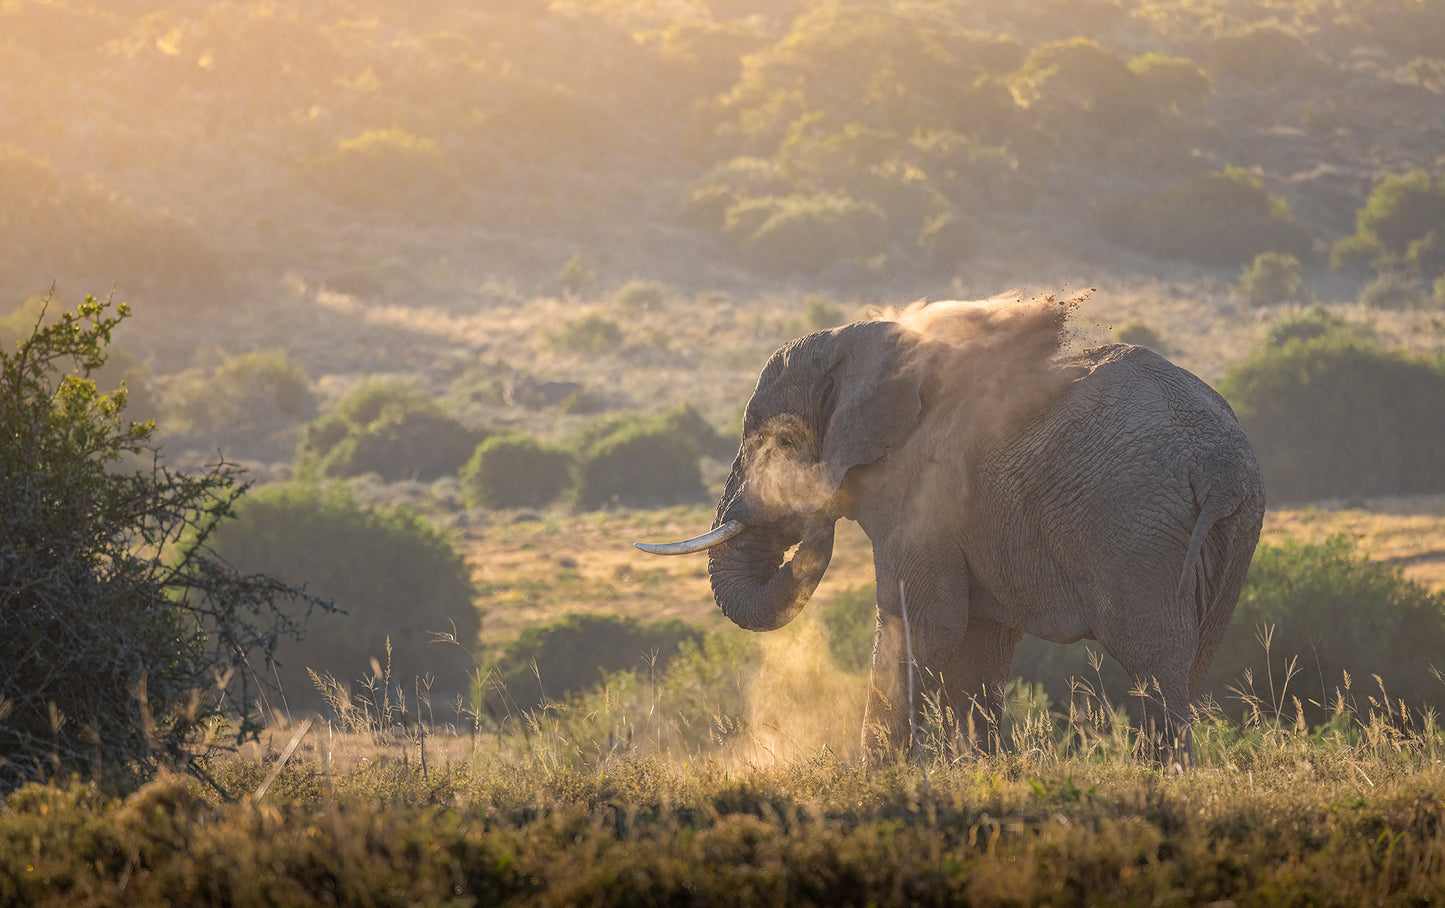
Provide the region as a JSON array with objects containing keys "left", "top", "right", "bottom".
[{"left": 819, "top": 321, "right": 926, "bottom": 492}]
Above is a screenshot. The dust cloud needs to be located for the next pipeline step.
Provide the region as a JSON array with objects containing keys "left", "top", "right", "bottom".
[
  {"left": 725, "top": 615, "right": 869, "bottom": 766},
  {"left": 883, "top": 291, "right": 1090, "bottom": 458}
]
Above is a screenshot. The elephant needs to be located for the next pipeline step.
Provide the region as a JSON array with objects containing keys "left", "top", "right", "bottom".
[{"left": 637, "top": 297, "right": 1266, "bottom": 766}]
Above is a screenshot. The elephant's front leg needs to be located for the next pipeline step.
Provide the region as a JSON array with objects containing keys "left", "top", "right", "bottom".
[
  {"left": 861, "top": 566, "right": 976, "bottom": 762},
  {"left": 862, "top": 609, "right": 913, "bottom": 760}
]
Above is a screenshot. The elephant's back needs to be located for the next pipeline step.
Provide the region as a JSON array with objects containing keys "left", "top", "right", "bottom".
[{"left": 973, "top": 342, "right": 1262, "bottom": 636}]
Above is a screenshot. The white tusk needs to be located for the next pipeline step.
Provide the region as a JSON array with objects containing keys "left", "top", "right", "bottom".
[{"left": 634, "top": 519, "right": 746, "bottom": 555}]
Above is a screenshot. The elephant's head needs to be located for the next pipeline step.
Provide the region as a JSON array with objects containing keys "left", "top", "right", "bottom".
[{"left": 637, "top": 319, "right": 929, "bottom": 631}]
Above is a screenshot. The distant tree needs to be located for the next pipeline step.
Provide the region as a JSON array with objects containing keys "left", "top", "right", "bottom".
[
  {"left": 1334, "top": 170, "right": 1445, "bottom": 280},
  {"left": 296, "top": 382, "right": 485, "bottom": 482}
]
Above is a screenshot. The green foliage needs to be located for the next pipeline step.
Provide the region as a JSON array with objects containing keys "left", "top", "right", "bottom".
[
  {"left": 1360, "top": 271, "right": 1429, "bottom": 310},
  {"left": 459, "top": 435, "right": 573, "bottom": 510},
  {"left": 1115, "top": 321, "right": 1165, "bottom": 350},
  {"left": 1015, "top": 39, "right": 1204, "bottom": 136},
  {"left": 1233, "top": 251, "right": 1307, "bottom": 306},
  {"left": 817, "top": 586, "right": 877, "bottom": 674},
  {"left": 296, "top": 382, "right": 485, "bottom": 482},
  {"left": 489, "top": 613, "right": 703, "bottom": 715},
  {"left": 0, "top": 296, "right": 323, "bottom": 792},
  {"left": 0, "top": 144, "right": 221, "bottom": 300},
  {"left": 724, "top": 193, "right": 887, "bottom": 274},
  {"left": 206, "top": 483, "right": 478, "bottom": 710},
  {"left": 165, "top": 349, "right": 315, "bottom": 451},
  {"left": 1262, "top": 306, "right": 1352, "bottom": 347},
  {"left": 802, "top": 294, "right": 846, "bottom": 331},
  {"left": 1204, "top": 537, "right": 1445, "bottom": 725},
  {"left": 1103, "top": 167, "right": 1315, "bottom": 268},
  {"left": 573, "top": 420, "right": 707, "bottom": 510},
  {"left": 550, "top": 313, "right": 625, "bottom": 354},
  {"left": 1353, "top": 170, "right": 1445, "bottom": 269},
  {"left": 1218, "top": 332, "right": 1445, "bottom": 502},
  {"left": 559, "top": 252, "right": 598, "bottom": 297},
  {"left": 1206, "top": 24, "right": 1333, "bottom": 85},
  {"left": 613, "top": 279, "right": 668, "bottom": 313},
  {"left": 302, "top": 128, "right": 459, "bottom": 217}
]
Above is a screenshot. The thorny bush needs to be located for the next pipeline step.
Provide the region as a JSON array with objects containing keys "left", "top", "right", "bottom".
[{"left": 0, "top": 296, "right": 328, "bottom": 793}]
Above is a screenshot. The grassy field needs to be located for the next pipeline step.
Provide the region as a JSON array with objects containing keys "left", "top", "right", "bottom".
[{"left": 6, "top": 675, "right": 1445, "bottom": 904}]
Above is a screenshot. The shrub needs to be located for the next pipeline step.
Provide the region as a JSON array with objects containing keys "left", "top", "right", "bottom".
[
  {"left": 724, "top": 193, "right": 887, "bottom": 274},
  {"left": 1233, "top": 252, "right": 1307, "bottom": 306},
  {"left": 207, "top": 483, "right": 479, "bottom": 711},
  {"left": 559, "top": 252, "right": 598, "bottom": 297},
  {"left": 488, "top": 613, "right": 703, "bottom": 713},
  {"left": 574, "top": 420, "right": 707, "bottom": 510},
  {"left": 165, "top": 349, "right": 315, "bottom": 453},
  {"left": 818, "top": 586, "right": 878, "bottom": 674},
  {"left": 1360, "top": 271, "right": 1428, "bottom": 310},
  {"left": 1355, "top": 170, "right": 1445, "bottom": 263},
  {"left": 1102, "top": 167, "right": 1314, "bottom": 268},
  {"left": 1217, "top": 332, "right": 1445, "bottom": 502},
  {"left": 1206, "top": 24, "right": 1332, "bottom": 85},
  {"left": 1263, "top": 307, "right": 1352, "bottom": 347},
  {"left": 802, "top": 294, "right": 846, "bottom": 331},
  {"left": 296, "top": 382, "right": 485, "bottom": 482},
  {"left": 303, "top": 128, "right": 457, "bottom": 217},
  {"left": 1116, "top": 321, "right": 1166, "bottom": 350},
  {"left": 0, "top": 297, "right": 323, "bottom": 792},
  {"left": 460, "top": 435, "right": 574, "bottom": 509},
  {"left": 551, "top": 313, "right": 625, "bottom": 355},
  {"left": 916, "top": 211, "right": 977, "bottom": 270},
  {"left": 614, "top": 279, "right": 668, "bottom": 313},
  {"left": 1204, "top": 537, "right": 1445, "bottom": 725}
]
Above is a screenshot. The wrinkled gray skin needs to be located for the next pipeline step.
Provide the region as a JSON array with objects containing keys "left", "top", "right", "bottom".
[{"left": 707, "top": 320, "right": 1266, "bottom": 766}]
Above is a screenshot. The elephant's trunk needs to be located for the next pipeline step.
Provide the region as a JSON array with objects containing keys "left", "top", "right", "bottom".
[{"left": 707, "top": 516, "right": 836, "bottom": 632}]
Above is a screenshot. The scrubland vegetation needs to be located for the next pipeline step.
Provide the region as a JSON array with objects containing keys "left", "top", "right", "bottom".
[{"left": 5, "top": 0, "right": 1445, "bottom": 901}]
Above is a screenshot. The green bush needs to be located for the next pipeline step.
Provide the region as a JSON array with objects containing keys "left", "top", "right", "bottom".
[
  {"left": 1206, "top": 24, "right": 1332, "bottom": 85},
  {"left": 1353, "top": 170, "right": 1445, "bottom": 267},
  {"left": 802, "top": 294, "right": 846, "bottom": 331},
  {"left": 1205, "top": 538, "right": 1445, "bottom": 725},
  {"left": 818, "top": 586, "right": 878, "bottom": 674},
  {"left": 551, "top": 313, "right": 625, "bottom": 354},
  {"left": 1360, "top": 271, "right": 1429, "bottom": 310},
  {"left": 297, "top": 382, "right": 485, "bottom": 482},
  {"left": 488, "top": 613, "right": 703, "bottom": 714},
  {"left": 1217, "top": 332, "right": 1445, "bottom": 502},
  {"left": 613, "top": 279, "right": 668, "bottom": 313},
  {"left": 0, "top": 144, "right": 222, "bottom": 300},
  {"left": 1102, "top": 167, "right": 1315, "bottom": 268},
  {"left": 460, "top": 435, "right": 573, "bottom": 510},
  {"left": 1263, "top": 307, "right": 1352, "bottom": 347},
  {"left": 1233, "top": 252, "right": 1307, "bottom": 306},
  {"left": 0, "top": 298, "right": 321, "bottom": 792},
  {"left": 1116, "top": 321, "right": 1166, "bottom": 350},
  {"left": 207, "top": 484, "right": 479, "bottom": 711},
  {"left": 574, "top": 421, "right": 707, "bottom": 510},
  {"left": 302, "top": 128, "right": 459, "bottom": 218},
  {"left": 166, "top": 349, "right": 315, "bottom": 452},
  {"left": 724, "top": 193, "right": 887, "bottom": 274}
]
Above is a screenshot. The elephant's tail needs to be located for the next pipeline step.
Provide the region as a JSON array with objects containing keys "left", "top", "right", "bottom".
[{"left": 1176, "top": 489, "right": 1240, "bottom": 625}]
